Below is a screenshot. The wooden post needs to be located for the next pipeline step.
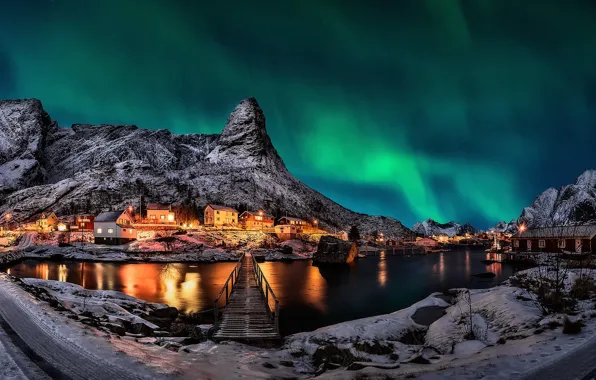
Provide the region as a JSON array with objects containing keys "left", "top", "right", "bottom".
[
  {"left": 213, "top": 301, "right": 218, "bottom": 330},
  {"left": 275, "top": 300, "right": 280, "bottom": 333},
  {"left": 225, "top": 283, "right": 228, "bottom": 304}
]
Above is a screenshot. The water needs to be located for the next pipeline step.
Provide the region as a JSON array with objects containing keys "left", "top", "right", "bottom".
[{"left": 5, "top": 247, "right": 513, "bottom": 336}]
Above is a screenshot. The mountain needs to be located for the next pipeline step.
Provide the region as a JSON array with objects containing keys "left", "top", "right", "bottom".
[
  {"left": 488, "top": 220, "right": 518, "bottom": 234},
  {"left": 0, "top": 98, "right": 413, "bottom": 238},
  {"left": 520, "top": 170, "right": 596, "bottom": 228},
  {"left": 411, "top": 218, "right": 477, "bottom": 237}
]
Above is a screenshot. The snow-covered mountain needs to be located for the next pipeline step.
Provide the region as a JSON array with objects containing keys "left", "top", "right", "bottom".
[
  {"left": 411, "top": 218, "right": 477, "bottom": 237},
  {"left": 0, "top": 98, "right": 413, "bottom": 238},
  {"left": 520, "top": 170, "right": 596, "bottom": 228},
  {"left": 488, "top": 220, "right": 518, "bottom": 234}
]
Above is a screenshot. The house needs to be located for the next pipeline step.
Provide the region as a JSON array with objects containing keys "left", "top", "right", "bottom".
[
  {"left": 146, "top": 203, "right": 176, "bottom": 224},
  {"left": 36, "top": 212, "right": 59, "bottom": 232},
  {"left": 275, "top": 224, "right": 299, "bottom": 241},
  {"left": 94, "top": 210, "right": 136, "bottom": 245},
  {"left": 239, "top": 210, "right": 274, "bottom": 229},
  {"left": 73, "top": 215, "right": 95, "bottom": 231},
  {"left": 511, "top": 225, "right": 596, "bottom": 254},
  {"left": 204, "top": 204, "right": 238, "bottom": 226},
  {"left": 415, "top": 237, "right": 438, "bottom": 247},
  {"left": 278, "top": 216, "right": 309, "bottom": 232}
]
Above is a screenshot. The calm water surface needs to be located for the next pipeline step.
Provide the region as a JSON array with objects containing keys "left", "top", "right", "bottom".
[{"left": 6, "top": 247, "right": 513, "bottom": 335}]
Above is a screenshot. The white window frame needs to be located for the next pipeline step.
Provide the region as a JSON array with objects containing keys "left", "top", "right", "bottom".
[
  {"left": 558, "top": 239, "right": 566, "bottom": 248},
  {"left": 97, "top": 228, "right": 103, "bottom": 234},
  {"left": 107, "top": 228, "right": 114, "bottom": 234},
  {"left": 539, "top": 240, "right": 545, "bottom": 248},
  {"left": 514, "top": 240, "right": 519, "bottom": 248}
]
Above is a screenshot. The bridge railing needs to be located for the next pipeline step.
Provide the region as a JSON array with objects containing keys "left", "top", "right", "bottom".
[
  {"left": 213, "top": 252, "right": 245, "bottom": 330},
  {"left": 251, "top": 254, "right": 280, "bottom": 334}
]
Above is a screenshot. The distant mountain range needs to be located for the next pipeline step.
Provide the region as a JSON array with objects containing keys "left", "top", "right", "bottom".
[
  {"left": 0, "top": 98, "right": 414, "bottom": 238},
  {"left": 488, "top": 220, "right": 518, "bottom": 234},
  {"left": 412, "top": 219, "right": 477, "bottom": 237},
  {"left": 519, "top": 170, "right": 596, "bottom": 228}
]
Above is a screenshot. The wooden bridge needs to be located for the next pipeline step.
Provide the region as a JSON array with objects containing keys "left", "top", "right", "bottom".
[{"left": 212, "top": 252, "right": 281, "bottom": 342}]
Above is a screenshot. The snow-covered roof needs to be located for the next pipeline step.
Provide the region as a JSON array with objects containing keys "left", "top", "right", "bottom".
[
  {"left": 146, "top": 203, "right": 170, "bottom": 210},
  {"left": 95, "top": 211, "right": 126, "bottom": 222},
  {"left": 512, "top": 225, "right": 596, "bottom": 239},
  {"left": 205, "top": 204, "right": 238, "bottom": 212},
  {"left": 279, "top": 216, "right": 306, "bottom": 223},
  {"left": 240, "top": 211, "right": 274, "bottom": 218}
]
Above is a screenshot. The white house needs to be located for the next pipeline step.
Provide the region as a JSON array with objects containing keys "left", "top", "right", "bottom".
[{"left": 94, "top": 210, "right": 136, "bottom": 245}]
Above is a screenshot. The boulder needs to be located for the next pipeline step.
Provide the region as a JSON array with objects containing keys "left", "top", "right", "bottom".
[
  {"left": 313, "top": 236, "right": 358, "bottom": 264},
  {"left": 105, "top": 322, "right": 126, "bottom": 336}
]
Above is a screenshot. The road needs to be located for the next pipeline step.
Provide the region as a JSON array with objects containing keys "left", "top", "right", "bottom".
[
  {"left": 523, "top": 335, "right": 596, "bottom": 380},
  {"left": 0, "top": 275, "right": 166, "bottom": 380}
]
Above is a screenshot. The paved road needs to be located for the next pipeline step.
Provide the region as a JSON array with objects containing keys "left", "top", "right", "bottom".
[
  {"left": 0, "top": 276, "right": 165, "bottom": 380},
  {"left": 523, "top": 337, "right": 596, "bottom": 380}
]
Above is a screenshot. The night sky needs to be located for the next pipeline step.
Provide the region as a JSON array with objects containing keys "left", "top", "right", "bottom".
[{"left": 1, "top": 0, "right": 595, "bottom": 229}]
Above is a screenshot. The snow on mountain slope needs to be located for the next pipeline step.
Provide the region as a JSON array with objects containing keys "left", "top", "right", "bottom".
[
  {"left": 0, "top": 99, "right": 58, "bottom": 194},
  {"left": 0, "top": 98, "right": 412, "bottom": 238},
  {"left": 520, "top": 170, "right": 596, "bottom": 227},
  {"left": 412, "top": 218, "right": 477, "bottom": 237}
]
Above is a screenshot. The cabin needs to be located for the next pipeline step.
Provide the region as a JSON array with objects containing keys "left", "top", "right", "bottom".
[
  {"left": 204, "top": 204, "right": 238, "bottom": 226},
  {"left": 72, "top": 215, "right": 95, "bottom": 231},
  {"left": 36, "top": 212, "right": 59, "bottom": 232},
  {"left": 275, "top": 224, "right": 299, "bottom": 241},
  {"left": 146, "top": 203, "right": 176, "bottom": 224},
  {"left": 94, "top": 210, "right": 136, "bottom": 245},
  {"left": 278, "top": 216, "right": 309, "bottom": 232},
  {"left": 239, "top": 211, "right": 274, "bottom": 230},
  {"left": 415, "top": 237, "right": 438, "bottom": 247},
  {"left": 511, "top": 225, "right": 596, "bottom": 254}
]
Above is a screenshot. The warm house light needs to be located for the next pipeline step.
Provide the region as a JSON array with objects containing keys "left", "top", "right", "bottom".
[
  {"left": 128, "top": 206, "right": 133, "bottom": 213},
  {"left": 58, "top": 224, "right": 67, "bottom": 232},
  {"left": 518, "top": 224, "right": 527, "bottom": 234},
  {"left": 168, "top": 214, "right": 175, "bottom": 221}
]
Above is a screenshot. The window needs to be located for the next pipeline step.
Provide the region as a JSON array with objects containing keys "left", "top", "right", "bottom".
[
  {"left": 539, "top": 240, "right": 545, "bottom": 248},
  {"left": 122, "top": 228, "right": 126, "bottom": 232},
  {"left": 150, "top": 215, "right": 156, "bottom": 220},
  {"left": 160, "top": 215, "right": 165, "bottom": 220},
  {"left": 217, "top": 217, "right": 220, "bottom": 221},
  {"left": 216, "top": 211, "right": 219, "bottom": 214},
  {"left": 558, "top": 239, "right": 566, "bottom": 248},
  {"left": 97, "top": 228, "right": 103, "bottom": 234},
  {"left": 167, "top": 214, "right": 174, "bottom": 221},
  {"left": 107, "top": 228, "right": 114, "bottom": 234},
  {"left": 81, "top": 222, "right": 85, "bottom": 227},
  {"left": 527, "top": 240, "right": 532, "bottom": 250}
]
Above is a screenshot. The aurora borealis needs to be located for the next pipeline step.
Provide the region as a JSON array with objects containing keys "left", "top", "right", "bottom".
[{"left": 1, "top": 1, "right": 595, "bottom": 228}]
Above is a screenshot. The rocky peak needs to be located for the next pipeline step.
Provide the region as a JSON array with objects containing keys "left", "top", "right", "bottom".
[
  {"left": 576, "top": 170, "right": 596, "bottom": 188},
  {"left": 207, "top": 98, "right": 285, "bottom": 169}
]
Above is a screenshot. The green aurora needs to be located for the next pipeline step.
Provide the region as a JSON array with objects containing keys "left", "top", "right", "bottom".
[{"left": 1, "top": 0, "right": 595, "bottom": 228}]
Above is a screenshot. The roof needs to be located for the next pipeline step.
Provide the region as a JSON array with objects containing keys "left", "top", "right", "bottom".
[
  {"left": 95, "top": 211, "right": 126, "bottom": 222},
  {"left": 279, "top": 216, "right": 306, "bottom": 223},
  {"left": 512, "top": 225, "right": 596, "bottom": 240},
  {"left": 240, "top": 211, "right": 274, "bottom": 218},
  {"left": 146, "top": 203, "right": 171, "bottom": 210},
  {"left": 205, "top": 204, "right": 238, "bottom": 212}
]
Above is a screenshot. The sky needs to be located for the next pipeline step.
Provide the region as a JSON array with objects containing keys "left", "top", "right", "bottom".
[{"left": 1, "top": 0, "right": 595, "bottom": 229}]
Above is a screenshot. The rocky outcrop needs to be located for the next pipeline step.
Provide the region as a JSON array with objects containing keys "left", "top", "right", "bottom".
[
  {"left": 520, "top": 170, "right": 596, "bottom": 227},
  {"left": 313, "top": 236, "right": 358, "bottom": 264},
  {"left": 0, "top": 98, "right": 412, "bottom": 238},
  {"left": 488, "top": 220, "right": 518, "bottom": 234}
]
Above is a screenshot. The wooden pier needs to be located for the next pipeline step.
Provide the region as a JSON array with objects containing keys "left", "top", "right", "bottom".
[{"left": 212, "top": 252, "right": 280, "bottom": 342}]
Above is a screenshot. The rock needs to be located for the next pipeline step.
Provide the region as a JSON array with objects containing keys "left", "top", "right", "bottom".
[
  {"left": 403, "top": 347, "right": 441, "bottom": 365},
  {"left": 563, "top": 316, "right": 583, "bottom": 334},
  {"left": 262, "top": 362, "right": 277, "bottom": 369},
  {"left": 313, "top": 236, "right": 358, "bottom": 264},
  {"left": 105, "top": 322, "right": 126, "bottom": 336},
  {"left": 163, "top": 342, "right": 182, "bottom": 352},
  {"left": 282, "top": 245, "right": 293, "bottom": 255},
  {"left": 130, "top": 321, "right": 159, "bottom": 336},
  {"left": 153, "top": 330, "right": 169, "bottom": 337},
  {"left": 314, "top": 363, "right": 326, "bottom": 376},
  {"left": 347, "top": 362, "right": 366, "bottom": 371},
  {"left": 348, "top": 362, "right": 400, "bottom": 371},
  {"left": 497, "top": 337, "right": 506, "bottom": 345},
  {"left": 313, "top": 345, "right": 356, "bottom": 367},
  {"left": 354, "top": 341, "right": 394, "bottom": 355},
  {"left": 150, "top": 306, "right": 179, "bottom": 319},
  {"left": 279, "top": 360, "right": 294, "bottom": 367},
  {"left": 137, "top": 337, "right": 157, "bottom": 344}
]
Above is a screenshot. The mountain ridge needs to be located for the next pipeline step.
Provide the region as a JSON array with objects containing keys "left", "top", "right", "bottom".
[
  {"left": 0, "top": 97, "right": 413, "bottom": 238},
  {"left": 412, "top": 218, "right": 477, "bottom": 237}
]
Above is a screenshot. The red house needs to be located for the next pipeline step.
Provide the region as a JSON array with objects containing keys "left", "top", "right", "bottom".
[{"left": 73, "top": 215, "right": 95, "bottom": 231}]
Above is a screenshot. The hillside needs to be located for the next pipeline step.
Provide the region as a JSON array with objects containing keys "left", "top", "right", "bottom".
[{"left": 0, "top": 98, "right": 413, "bottom": 238}]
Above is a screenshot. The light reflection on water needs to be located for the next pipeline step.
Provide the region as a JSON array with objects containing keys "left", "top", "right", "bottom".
[{"left": 6, "top": 247, "right": 514, "bottom": 335}]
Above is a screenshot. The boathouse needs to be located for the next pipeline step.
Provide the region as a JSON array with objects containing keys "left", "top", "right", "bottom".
[{"left": 511, "top": 225, "right": 596, "bottom": 254}]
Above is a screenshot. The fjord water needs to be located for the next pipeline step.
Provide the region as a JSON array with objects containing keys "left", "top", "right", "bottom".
[{"left": 6, "top": 247, "right": 513, "bottom": 336}]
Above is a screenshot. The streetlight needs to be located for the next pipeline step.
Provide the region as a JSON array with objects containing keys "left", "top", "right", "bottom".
[{"left": 518, "top": 224, "right": 526, "bottom": 234}]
